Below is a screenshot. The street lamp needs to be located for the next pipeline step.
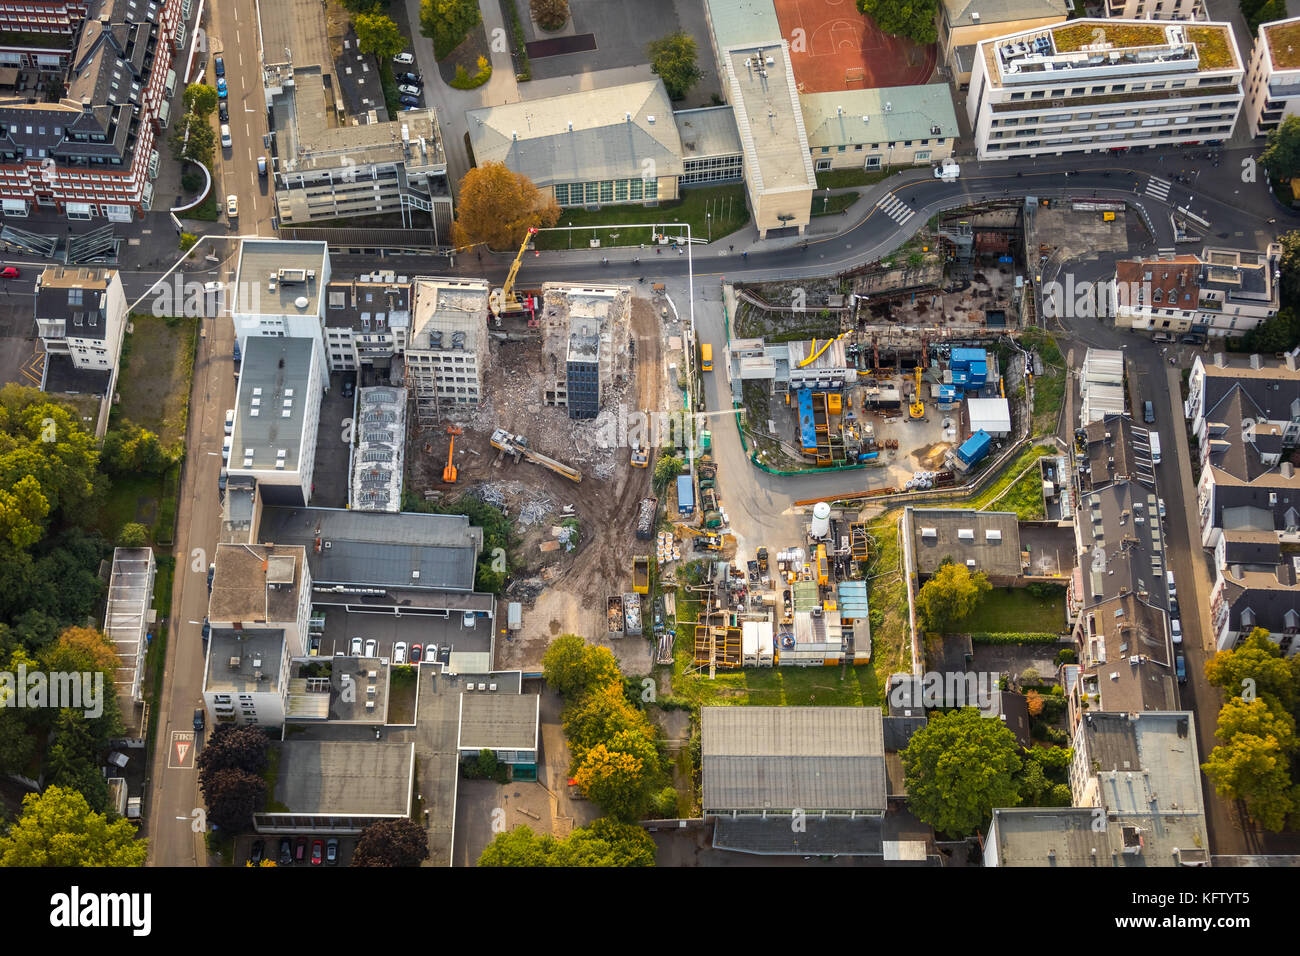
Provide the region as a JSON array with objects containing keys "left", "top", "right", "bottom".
[
  {"left": 568, "top": 222, "right": 571, "bottom": 249},
  {"left": 823, "top": 187, "right": 830, "bottom": 212},
  {"left": 706, "top": 212, "right": 711, "bottom": 241}
]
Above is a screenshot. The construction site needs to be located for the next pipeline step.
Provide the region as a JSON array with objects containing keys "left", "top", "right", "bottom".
[{"left": 400, "top": 253, "right": 668, "bottom": 674}]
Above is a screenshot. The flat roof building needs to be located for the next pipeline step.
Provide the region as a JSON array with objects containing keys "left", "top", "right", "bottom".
[
  {"left": 1245, "top": 16, "right": 1300, "bottom": 138},
  {"left": 231, "top": 239, "right": 331, "bottom": 374},
  {"left": 408, "top": 277, "right": 491, "bottom": 420},
  {"left": 351, "top": 386, "right": 405, "bottom": 512},
  {"left": 801, "top": 85, "right": 959, "bottom": 174},
  {"left": 202, "top": 627, "right": 290, "bottom": 728},
  {"left": 908, "top": 507, "right": 1024, "bottom": 583},
  {"left": 324, "top": 278, "right": 412, "bottom": 373},
  {"left": 208, "top": 543, "right": 312, "bottom": 658},
  {"left": 254, "top": 740, "right": 416, "bottom": 834},
  {"left": 457, "top": 689, "right": 539, "bottom": 768}
]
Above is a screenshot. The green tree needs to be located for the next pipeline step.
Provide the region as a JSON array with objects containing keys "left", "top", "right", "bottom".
[
  {"left": 0, "top": 474, "right": 49, "bottom": 549},
  {"left": 1202, "top": 732, "right": 1298, "bottom": 831},
  {"left": 0, "top": 786, "right": 147, "bottom": 866},
  {"left": 182, "top": 83, "right": 217, "bottom": 118},
  {"left": 1215, "top": 696, "right": 1298, "bottom": 752},
  {"left": 1262, "top": 114, "right": 1300, "bottom": 181},
  {"left": 341, "top": 0, "right": 385, "bottom": 12},
  {"left": 652, "top": 454, "right": 682, "bottom": 493},
  {"left": 915, "top": 562, "right": 991, "bottom": 633},
  {"left": 1240, "top": 308, "right": 1300, "bottom": 354},
  {"left": 479, "top": 817, "right": 656, "bottom": 866},
  {"left": 200, "top": 767, "right": 266, "bottom": 833},
  {"left": 543, "top": 634, "right": 621, "bottom": 701},
  {"left": 352, "top": 818, "right": 431, "bottom": 866},
  {"left": 531, "top": 0, "right": 569, "bottom": 30},
  {"left": 561, "top": 680, "right": 651, "bottom": 764},
  {"left": 856, "top": 0, "right": 938, "bottom": 45},
  {"left": 420, "top": 0, "right": 481, "bottom": 59},
  {"left": 196, "top": 724, "right": 270, "bottom": 791},
  {"left": 647, "top": 31, "right": 702, "bottom": 101},
  {"left": 571, "top": 730, "right": 661, "bottom": 822},
  {"left": 355, "top": 13, "right": 406, "bottom": 61},
  {"left": 170, "top": 113, "right": 216, "bottom": 166},
  {"left": 451, "top": 162, "right": 560, "bottom": 252},
  {"left": 0, "top": 386, "right": 102, "bottom": 529},
  {"left": 102, "top": 423, "right": 171, "bottom": 476},
  {"left": 117, "top": 522, "right": 149, "bottom": 547},
  {"left": 901, "top": 708, "right": 1023, "bottom": 837},
  {"left": 478, "top": 825, "right": 558, "bottom": 865},
  {"left": 1203, "top": 628, "right": 1296, "bottom": 713}
]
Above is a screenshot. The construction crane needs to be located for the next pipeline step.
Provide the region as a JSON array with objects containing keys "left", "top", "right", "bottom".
[
  {"left": 489, "top": 428, "right": 582, "bottom": 483},
  {"left": 488, "top": 226, "right": 538, "bottom": 327},
  {"left": 909, "top": 363, "right": 925, "bottom": 420},
  {"left": 442, "top": 436, "right": 458, "bottom": 483}
]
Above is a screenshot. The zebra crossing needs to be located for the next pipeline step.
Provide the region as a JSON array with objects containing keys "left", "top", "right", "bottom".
[
  {"left": 876, "top": 193, "right": 915, "bottom": 225},
  {"left": 1145, "top": 176, "right": 1172, "bottom": 202},
  {"left": 1157, "top": 247, "right": 1177, "bottom": 257}
]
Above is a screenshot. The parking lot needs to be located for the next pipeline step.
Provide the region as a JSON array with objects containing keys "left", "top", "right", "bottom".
[
  {"left": 316, "top": 606, "right": 491, "bottom": 663},
  {"left": 235, "top": 832, "right": 354, "bottom": 867}
]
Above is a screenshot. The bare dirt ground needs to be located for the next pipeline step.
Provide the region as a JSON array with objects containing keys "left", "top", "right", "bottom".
[{"left": 409, "top": 297, "right": 664, "bottom": 674}]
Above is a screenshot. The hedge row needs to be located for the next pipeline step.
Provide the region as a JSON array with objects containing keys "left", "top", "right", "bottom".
[{"left": 970, "top": 632, "right": 1063, "bottom": 645}]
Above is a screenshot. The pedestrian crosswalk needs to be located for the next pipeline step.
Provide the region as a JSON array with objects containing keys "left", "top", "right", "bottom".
[
  {"left": 876, "top": 193, "right": 915, "bottom": 225},
  {"left": 1157, "top": 247, "right": 1177, "bottom": 257},
  {"left": 1145, "top": 176, "right": 1172, "bottom": 202}
]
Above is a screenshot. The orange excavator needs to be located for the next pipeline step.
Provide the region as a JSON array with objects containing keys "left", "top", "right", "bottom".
[{"left": 443, "top": 436, "right": 458, "bottom": 483}]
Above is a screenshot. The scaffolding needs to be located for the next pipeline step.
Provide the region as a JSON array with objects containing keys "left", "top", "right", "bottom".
[{"left": 406, "top": 353, "right": 440, "bottom": 426}]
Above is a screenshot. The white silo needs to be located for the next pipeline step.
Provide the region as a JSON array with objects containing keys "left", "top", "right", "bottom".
[{"left": 810, "top": 502, "right": 831, "bottom": 539}]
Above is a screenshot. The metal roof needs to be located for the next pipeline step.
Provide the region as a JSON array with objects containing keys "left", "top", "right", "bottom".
[
  {"left": 673, "top": 105, "right": 743, "bottom": 159},
  {"left": 702, "top": 706, "right": 886, "bottom": 812},
  {"left": 103, "top": 547, "right": 153, "bottom": 703},
  {"left": 457, "top": 692, "right": 539, "bottom": 752},
  {"left": 272, "top": 741, "right": 415, "bottom": 816},
  {"left": 230, "top": 336, "right": 315, "bottom": 474},
  {"left": 800, "top": 85, "right": 959, "bottom": 149}
]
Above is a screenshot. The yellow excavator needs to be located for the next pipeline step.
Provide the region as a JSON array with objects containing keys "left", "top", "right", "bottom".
[
  {"left": 909, "top": 363, "right": 925, "bottom": 420},
  {"left": 488, "top": 226, "right": 539, "bottom": 327}
]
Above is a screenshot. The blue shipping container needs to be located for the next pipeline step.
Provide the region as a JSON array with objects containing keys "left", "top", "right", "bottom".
[
  {"left": 676, "top": 474, "right": 695, "bottom": 515},
  {"left": 957, "top": 429, "right": 992, "bottom": 466}
]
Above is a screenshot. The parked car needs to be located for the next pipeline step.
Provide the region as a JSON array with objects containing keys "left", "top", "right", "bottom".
[
  {"left": 224, "top": 408, "right": 235, "bottom": 435},
  {"left": 393, "top": 52, "right": 415, "bottom": 65},
  {"left": 326, "top": 838, "right": 338, "bottom": 865},
  {"left": 394, "top": 71, "right": 421, "bottom": 84},
  {"left": 462, "top": 611, "right": 475, "bottom": 629},
  {"left": 364, "top": 638, "right": 377, "bottom": 657},
  {"left": 193, "top": 707, "right": 205, "bottom": 731},
  {"left": 399, "top": 94, "right": 420, "bottom": 107},
  {"left": 350, "top": 636, "right": 363, "bottom": 656},
  {"left": 1143, "top": 400, "right": 1155, "bottom": 424},
  {"left": 226, "top": 194, "right": 238, "bottom": 217},
  {"left": 1167, "top": 571, "right": 1177, "bottom": 599},
  {"left": 217, "top": 77, "right": 227, "bottom": 98},
  {"left": 218, "top": 101, "right": 229, "bottom": 123},
  {"left": 201, "top": 618, "right": 210, "bottom": 642},
  {"left": 393, "top": 642, "right": 407, "bottom": 665},
  {"left": 208, "top": 562, "right": 216, "bottom": 590},
  {"left": 278, "top": 837, "right": 292, "bottom": 865},
  {"left": 294, "top": 837, "right": 306, "bottom": 863},
  {"left": 220, "top": 124, "right": 231, "bottom": 148},
  {"left": 218, "top": 471, "right": 227, "bottom": 494},
  {"left": 410, "top": 643, "right": 422, "bottom": 664},
  {"left": 214, "top": 55, "right": 225, "bottom": 78},
  {"left": 398, "top": 83, "right": 422, "bottom": 97},
  {"left": 436, "top": 644, "right": 451, "bottom": 666},
  {"left": 222, "top": 434, "right": 232, "bottom": 461},
  {"left": 934, "top": 159, "right": 960, "bottom": 180},
  {"left": 0, "top": 266, "right": 20, "bottom": 278},
  {"left": 1175, "top": 651, "right": 1187, "bottom": 685},
  {"left": 1171, "top": 618, "right": 1182, "bottom": 644},
  {"left": 1158, "top": 498, "right": 1167, "bottom": 519},
  {"left": 341, "top": 379, "right": 355, "bottom": 398},
  {"left": 311, "top": 840, "right": 322, "bottom": 865},
  {"left": 1168, "top": 597, "right": 1179, "bottom": 619},
  {"left": 257, "top": 156, "right": 267, "bottom": 177},
  {"left": 250, "top": 839, "right": 264, "bottom": 864}
]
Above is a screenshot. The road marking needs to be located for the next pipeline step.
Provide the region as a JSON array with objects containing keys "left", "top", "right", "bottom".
[
  {"left": 875, "top": 193, "right": 915, "bottom": 225},
  {"left": 1145, "top": 176, "right": 1172, "bottom": 201},
  {"left": 168, "top": 731, "right": 196, "bottom": 769}
]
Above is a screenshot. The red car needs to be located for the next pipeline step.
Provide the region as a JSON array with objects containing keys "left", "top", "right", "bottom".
[
  {"left": 311, "top": 840, "right": 322, "bottom": 865},
  {"left": 0, "top": 266, "right": 19, "bottom": 279},
  {"left": 410, "top": 643, "right": 422, "bottom": 663}
]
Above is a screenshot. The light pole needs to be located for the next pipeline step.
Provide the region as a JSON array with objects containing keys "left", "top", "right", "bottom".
[
  {"left": 706, "top": 212, "right": 711, "bottom": 241},
  {"left": 567, "top": 222, "right": 571, "bottom": 249}
]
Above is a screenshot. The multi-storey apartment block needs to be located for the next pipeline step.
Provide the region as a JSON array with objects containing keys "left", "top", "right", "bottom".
[
  {"left": 1104, "top": 0, "right": 1200, "bottom": 21},
  {"left": 1244, "top": 16, "right": 1300, "bottom": 138},
  {"left": 0, "top": 0, "right": 182, "bottom": 219},
  {"left": 968, "top": 19, "right": 1243, "bottom": 160}
]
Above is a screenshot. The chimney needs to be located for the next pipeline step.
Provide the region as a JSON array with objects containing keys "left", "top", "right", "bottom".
[
  {"left": 1283, "top": 462, "right": 1295, "bottom": 479},
  {"left": 1250, "top": 354, "right": 1262, "bottom": 370},
  {"left": 1213, "top": 353, "right": 1226, "bottom": 368}
]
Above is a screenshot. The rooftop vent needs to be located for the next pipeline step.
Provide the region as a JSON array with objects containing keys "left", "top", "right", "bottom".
[{"left": 294, "top": 295, "right": 309, "bottom": 310}]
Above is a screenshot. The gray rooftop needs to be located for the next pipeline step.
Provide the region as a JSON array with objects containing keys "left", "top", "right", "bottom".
[
  {"left": 457, "top": 692, "right": 539, "bottom": 752},
  {"left": 465, "top": 80, "right": 683, "bottom": 188},
  {"left": 35, "top": 266, "right": 119, "bottom": 343},
  {"left": 987, "top": 807, "right": 1209, "bottom": 867},
  {"left": 910, "top": 508, "right": 1023, "bottom": 578},
  {"left": 702, "top": 706, "right": 886, "bottom": 813},
  {"left": 801, "top": 86, "right": 959, "bottom": 149},
  {"left": 234, "top": 239, "right": 328, "bottom": 317},
  {"left": 673, "top": 106, "right": 743, "bottom": 160},
  {"left": 230, "top": 337, "right": 315, "bottom": 474},
  {"left": 705, "top": 0, "right": 782, "bottom": 48},
  {"left": 325, "top": 280, "right": 413, "bottom": 333},
  {"left": 271, "top": 740, "right": 414, "bottom": 816},
  {"left": 257, "top": 506, "right": 482, "bottom": 591},
  {"left": 204, "top": 628, "right": 286, "bottom": 694},
  {"left": 941, "top": 0, "right": 1068, "bottom": 28},
  {"left": 1081, "top": 712, "right": 1204, "bottom": 815},
  {"left": 208, "top": 544, "right": 307, "bottom": 625}
]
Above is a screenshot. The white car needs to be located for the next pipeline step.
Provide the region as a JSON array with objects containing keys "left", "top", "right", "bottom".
[
  {"left": 226, "top": 194, "right": 238, "bottom": 218},
  {"left": 224, "top": 409, "right": 234, "bottom": 435},
  {"left": 1171, "top": 619, "right": 1182, "bottom": 644},
  {"left": 463, "top": 611, "right": 475, "bottom": 629},
  {"left": 350, "top": 637, "right": 363, "bottom": 656},
  {"left": 1158, "top": 498, "right": 1167, "bottom": 519},
  {"left": 364, "top": 638, "right": 377, "bottom": 658},
  {"left": 221, "top": 434, "right": 232, "bottom": 461},
  {"left": 393, "top": 52, "right": 415, "bottom": 65},
  {"left": 397, "top": 84, "right": 421, "bottom": 97},
  {"left": 220, "top": 123, "right": 231, "bottom": 148},
  {"left": 393, "top": 642, "right": 407, "bottom": 665}
]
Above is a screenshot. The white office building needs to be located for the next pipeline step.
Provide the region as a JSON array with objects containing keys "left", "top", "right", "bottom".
[
  {"left": 1244, "top": 16, "right": 1300, "bottom": 138},
  {"left": 967, "top": 19, "right": 1243, "bottom": 161},
  {"left": 231, "top": 239, "right": 331, "bottom": 374}
]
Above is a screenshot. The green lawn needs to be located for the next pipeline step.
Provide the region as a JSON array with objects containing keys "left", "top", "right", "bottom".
[
  {"left": 961, "top": 588, "right": 1067, "bottom": 634},
  {"left": 811, "top": 191, "right": 859, "bottom": 216},
  {"left": 533, "top": 183, "right": 750, "bottom": 251},
  {"left": 671, "top": 637, "right": 884, "bottom": 707},
  {"left": 1020, "top": 328, "right": 1065, "bottom": 437},
  {"left": 183, "top": 190, "right": 218, "bottom": 222},
  {"left": 116, "top": 314, "right": 196, "bottom": 447},
  {"left": 814, "top": 166, "right": 897, "bottom": 189},
  {"left": 995, "top": 468, "right": 1046, "bottom": 520},
  {"left": 96, "top": 473, "right": 165, "bottom": 541},
  {"left": 961, "top": 444, "right": 1056, "bottom": 511}
]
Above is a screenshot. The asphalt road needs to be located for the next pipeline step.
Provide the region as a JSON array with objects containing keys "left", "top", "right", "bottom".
[{"left": 209, "top": 0, "right": 274, "bottom": 238}]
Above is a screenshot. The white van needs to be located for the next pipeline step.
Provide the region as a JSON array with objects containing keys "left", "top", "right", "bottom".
[
  {"left": 934, "top": 159, "right": 960, "bottom": 180},
  {"left": 220, "top": 124, "right": 231, "bottom": 148}
]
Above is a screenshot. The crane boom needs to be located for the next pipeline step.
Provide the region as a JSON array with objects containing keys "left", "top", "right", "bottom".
[{"left": 488, "top": 226, "right": 538, "bottom": 322}]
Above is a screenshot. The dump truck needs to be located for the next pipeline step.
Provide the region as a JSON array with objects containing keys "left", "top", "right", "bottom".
[
  {"left": 607, "top": 595, "right": 624, "bottom": 638},
  {"left": 632, "top": 555, "right": 650, "bottom": 594},
  {"left": 635, "top": 497, "right": 657, "bottom": 540},
  {"left": 630, "top": 444, "right": 649, "bottom": 468},
  {"left": 700, "top": 430, "right": 712, "bottom": 452},
  {"left": 701, "top": 486, "right": 722, "bottom": 528},
  {"left": 490, "top": 428, "right": 582, "bottom": 482},
  {"left": 623, "top": 592, "right": 642, "bottom": 635}
]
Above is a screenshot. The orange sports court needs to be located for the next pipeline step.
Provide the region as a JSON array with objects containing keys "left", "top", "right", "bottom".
[{"left": 772, "top": 0, "right": 937, "bottom": 92}]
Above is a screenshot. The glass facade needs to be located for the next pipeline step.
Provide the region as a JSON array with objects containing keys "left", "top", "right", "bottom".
[{"left": 554, "top": 177, "right": 659, "bottom": 206}]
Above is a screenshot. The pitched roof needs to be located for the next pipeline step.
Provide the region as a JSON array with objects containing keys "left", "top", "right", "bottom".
[
  {"left": 800, "top": 85, "right": 959, "bottom": 148},
  {"left": 941, "top": 0, "right": 1069, "bottom": 29},
  {"left": 466, "top": 80, "right": 683, "bottom": 187}
]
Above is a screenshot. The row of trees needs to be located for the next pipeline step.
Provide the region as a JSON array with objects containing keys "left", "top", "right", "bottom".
[
  {"left": 1200, "top": 629, "right": 1300, "bottom": 831},
  {"left": 170, "top": 83, "right": 218, "bottom": 168}
]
